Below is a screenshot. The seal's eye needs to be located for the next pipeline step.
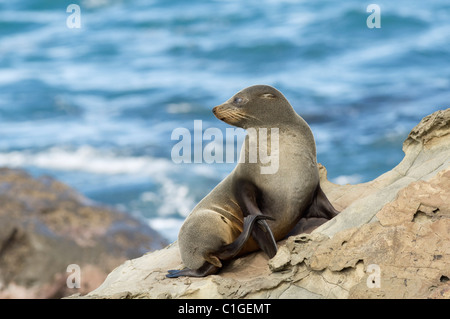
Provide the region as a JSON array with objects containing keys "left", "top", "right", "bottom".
[
  {"left": 261, "top": 93, "right": 276, "bottom": 99},
  {"left": 233, "top": 97, "right": 243, "bottom": 105}
]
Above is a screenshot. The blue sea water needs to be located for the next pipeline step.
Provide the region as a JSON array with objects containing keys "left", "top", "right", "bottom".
[{"left": 0, "top": 0, "right": 449, "bottom": 242}]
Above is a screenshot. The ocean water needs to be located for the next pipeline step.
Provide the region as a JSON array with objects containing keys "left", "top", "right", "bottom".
[{"left": 1, "top": 0, "right": 449, "bottom": 242}]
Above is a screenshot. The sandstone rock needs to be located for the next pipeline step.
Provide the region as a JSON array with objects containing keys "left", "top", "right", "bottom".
[
  {"left": 80, "top": 108, "right": 450, "bottom": 299},
  {"left": 0, "top": 168, "right": 167, "bottom": 298}
]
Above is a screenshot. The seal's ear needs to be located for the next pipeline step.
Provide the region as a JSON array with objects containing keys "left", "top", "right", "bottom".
[{"left": 261, "top": 93, "right": 276, "bottom": 99}]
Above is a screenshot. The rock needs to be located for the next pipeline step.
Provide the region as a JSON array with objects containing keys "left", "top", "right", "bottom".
[
  {"left": 316, "top": 109, "right": 450, "bottom": 237},
  {"left": 0, "top": 168, "right": 167, "bottom": 298},
  {"left": 268, "top": 246, "right": 291, "bottom": 272},
  {"left": 80, "top": 108, "right": 450, "bottom": 299}
]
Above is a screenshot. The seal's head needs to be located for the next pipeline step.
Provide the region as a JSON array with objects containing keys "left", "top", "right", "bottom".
[{"left": 212, "top": 85, "right": 296, "bottom": 129}]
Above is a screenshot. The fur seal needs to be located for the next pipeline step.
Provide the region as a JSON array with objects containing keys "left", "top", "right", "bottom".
[{"left": 167, "top": 85, "right": 338, "bottom": 278}]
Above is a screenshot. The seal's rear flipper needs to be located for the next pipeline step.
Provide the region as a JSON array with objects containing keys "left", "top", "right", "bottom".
[
  {"left": 166, "top": 262, "right": 219, "bottom": 278},
  {"left": 287, "top": 217, "right": 329, "bottom": 237},
  {"left": 216, "top": 214, "right": 274, "bottom": 260},
  {"left": 253, "top": 219, "right": 277, "bottom": 258},
  {"left": 166, "top": 215, "right": 273, "bottom": 278},
  {"left": 305, "top": 184, "right": 339, "bottom": 220}
]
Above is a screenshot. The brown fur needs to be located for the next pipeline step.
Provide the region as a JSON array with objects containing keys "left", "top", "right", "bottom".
[{"left": 169, "top": 85, "right": 338, "bottom": 277}]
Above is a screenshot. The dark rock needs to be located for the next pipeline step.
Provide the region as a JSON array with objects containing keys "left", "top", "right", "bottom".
[{"left": 0, "top": 168, "right": 167, "bottom": 298}]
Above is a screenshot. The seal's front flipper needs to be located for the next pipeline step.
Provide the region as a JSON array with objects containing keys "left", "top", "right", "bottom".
[
  {"left": 253, "top": 219, "right": 277, "bottom": 258},
  {"left": 305, "top": 184, "right": 339, "bottom": 220},
  {"left": 237, "top": 180, "right": 278, "bottom": 258},
  {"left": 166, "top": 262, "right": 219, "bottom": 278},
  {"left": 217, "top": 215, "right": 274, "bottom": 260}
]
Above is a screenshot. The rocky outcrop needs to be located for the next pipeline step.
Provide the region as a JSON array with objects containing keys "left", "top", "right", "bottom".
[
  {"left": 0, "top": 169, "right": 167, "bottom": 298},
  {"left": 79, "top": 108, "right": 450, "bottom": 299}
]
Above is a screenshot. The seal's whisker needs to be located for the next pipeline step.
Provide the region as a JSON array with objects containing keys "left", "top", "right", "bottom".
[
  {"left": 220, "top": 110, "right": 242, "bottom": 122},
  {"left": 233, "top": 111, "right": 262, "bottom": 123},
  {"left": 223, "top": 111, "right": 239, "bottom": 121}
]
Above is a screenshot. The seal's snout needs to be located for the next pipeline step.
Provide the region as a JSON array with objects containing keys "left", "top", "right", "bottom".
[{"left": 212, "top": 105, "right": 227, "bottom": 122}]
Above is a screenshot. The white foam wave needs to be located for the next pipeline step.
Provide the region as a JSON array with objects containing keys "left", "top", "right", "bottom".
[
  {"left": 0, "top": 145, "right": 174, "bottom": 176},
  {"left": 140, "top": 181, "right": 195, "bottom": 218},
  {"left": 331, "top": 174, "right": 363, "bottom": 185},
  {"left": 0, "top": 146, "right": 218, "bottom": 221},
  {"left": 147, "top": 217, "right": 184, "bottom": 242}
]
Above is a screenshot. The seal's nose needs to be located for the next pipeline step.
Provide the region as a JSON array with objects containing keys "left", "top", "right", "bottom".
[{"left": 212, "top": 106, "right": 217, "bottom": 114}]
